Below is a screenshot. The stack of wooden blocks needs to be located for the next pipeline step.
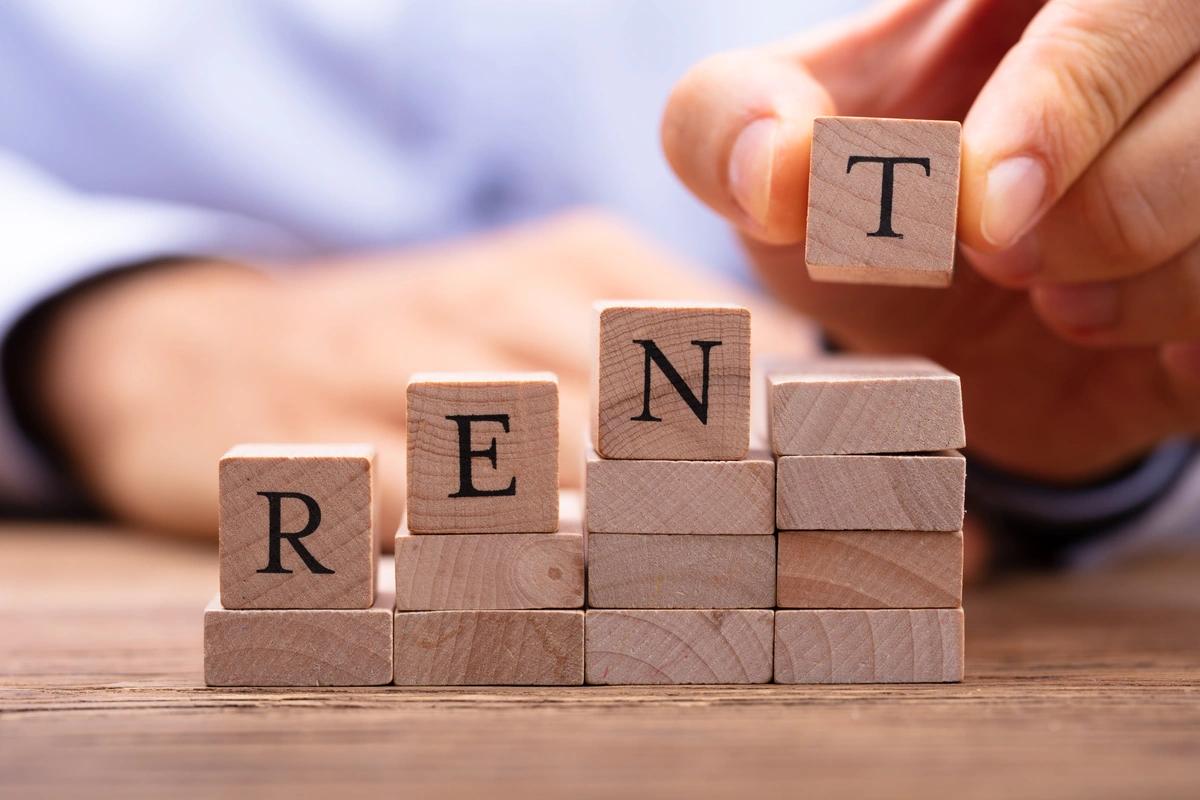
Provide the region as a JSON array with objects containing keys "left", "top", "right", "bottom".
[
  {"left": 204, "top": 114, "right": 969, "bottom": 687},
  {"left": 585, "top": 302, "right": 777, "bottom": 683}
]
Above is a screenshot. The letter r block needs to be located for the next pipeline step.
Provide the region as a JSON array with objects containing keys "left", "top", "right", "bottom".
[
  {"left": 219, "top": 444, "right": 377, "bottom": 610},
  {"left": 806, "top": 116, "right": 961, "bottom": 287},
  {"left": 594, "top": 302, "right": 750, "bottom": 460},
  {"left": 406, "top": 372, "right": 559, "bottom": 533}
]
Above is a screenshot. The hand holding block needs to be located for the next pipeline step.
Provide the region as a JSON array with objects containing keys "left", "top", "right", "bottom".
[
  {"left": 777, "top": 531, "right": 963, "bottom": 608},
  {"left": 219, "top": 444, "right": 377, "bottom": 610},
  {"left": 394, "top": 492, "right": 584, "bottom": 610},
  {"left": 593, "top": 302, "right": 750, "bottom": 460},
  {"left": 586, "top": 610, "right": 774, "bottom": 685},
  {"left": 806, "top": 117, "right": 961, "bottom": 287},
  {"left": 774, "top": 609, "right": 964, "bottom": 683},
  {"left": 768, "top": 356, "right": 965, "bottom": 455},
  {"left": 407, "top": 372, "right": 558, "bottom": 533}
]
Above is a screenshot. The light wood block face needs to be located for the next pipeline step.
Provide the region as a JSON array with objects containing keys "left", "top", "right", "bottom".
[
  {"left": 768, "top": 357, "right": 965, "bottom": 455},
  {"left": 394, "top": 492, "right": 584, "bottom": 610},
  {"left": 407, "top": 372, "right": 558, "bottom": 533},
  {"left": 776, "top": 452, "right": 965, "bottom": 531},
  {"left": 805, "top": 117, "right": 962, "bottom": 287},
  {"left": 587, "top": 534, "right": 776, "bottom": 609},
  {"left": 203, "top": 586, "right": 393, "bottom": 686},
  {"left": 585, "top": 610, "right": 774, "bottom": 685},
  {"left": 584, "top": 446, "right": 774, "bottom": 535},
  {"left": 777, "top": 531, "right": 963, "bottom": 608},
  {"left": 593, "top": 302, "right": 750, "bottom": 460},
  {"left": 219, "top": 444, "right": 377, "bottom": 610},
  {"left": 393, "top": 610, "right": 583, "bottom": 685},
  {"left": 774, "top": 609, "right": 964, "bottom": 683}
]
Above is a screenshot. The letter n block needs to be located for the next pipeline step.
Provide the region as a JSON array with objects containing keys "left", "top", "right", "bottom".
[
  {"left": 805, "top": 116, "right": 961, "bottom": 287},
  {"left": 219, "top": 444, "right": 377, "bottom": 610},
  {"left": 406, "top": 372, "right": 558, "bottom": 533},
  {"left": 594, "top": 302, "right": 750, "bottom": 460}
]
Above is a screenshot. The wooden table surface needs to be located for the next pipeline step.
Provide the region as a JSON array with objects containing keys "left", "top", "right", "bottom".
[{"left": 2, "top": 523, "right": 1198, "bottom": 799}]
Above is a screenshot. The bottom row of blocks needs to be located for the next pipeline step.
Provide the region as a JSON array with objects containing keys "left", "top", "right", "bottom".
[{"left": 205, "top": 603, "right": 964, "bottom": 686}]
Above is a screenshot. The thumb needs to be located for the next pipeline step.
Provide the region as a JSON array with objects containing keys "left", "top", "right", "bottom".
[
  {"left": 959, "top": 0, "right": 1200, "bottom": 260},
  {"left": 661, "top": 48, "right": 835, "bottom": 245}
]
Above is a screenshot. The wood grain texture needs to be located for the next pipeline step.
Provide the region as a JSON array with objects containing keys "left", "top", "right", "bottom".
[
  {"left": 805, "top": 116, "right": 961, "bottom": 287},
  {"left": 394, "top": 492, "right": 584, "bottom": 610},
  {"left": 774, "top": 609, "right": 964, "bottom": 683},
  {"left": 584, "top": 445, "right": 774, "bottom": 534},
  {"left": 767, "top": 356, "right": 965, "bottom": 455},
  {"left": 393, "top": 610, "right": 583, "bottom": 686},
  {"left": 204, "top": 570, "right": 394, "bottom": 686},
  {"left": 587, "top": 534, "right": 776, "bottom": 609},
  {"left": 219, "top": 443, "right": 377, "bottom": 609},
  {"left": 5, "top": 527, "right": 1200, "bottom": 798},
  {"left": 593, "top": 301, "right": 750, "bottom": 460},
  {"left": 776, "top": 452, "right": 965, "bottom": 531},
  {"left": 777, "top": 531, "right": 963, "bottom": 608},
  {"left": 585, "top": 610, "right": 774, "bottom": 685},
  {"left": 406, "top": 372, "right": 558, "bottom": 533}
]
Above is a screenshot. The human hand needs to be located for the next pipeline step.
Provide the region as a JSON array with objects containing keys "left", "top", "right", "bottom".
[
  {"left": 662, "top": 0, "right": 1200, "bottom": 483},
  {"left": 32, "top": 211, "right": 807, "bottom": 538}
]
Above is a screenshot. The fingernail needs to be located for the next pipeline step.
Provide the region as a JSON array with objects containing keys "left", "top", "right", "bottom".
[
  {"left": 1161, "top": 342, "right": 1200, "bottom": 382},
  {"left": 1036, "top": 283, "right": 1119, "bottom": 333},
  {"left": 729, "top": 117, "right": 778, "bottom": 227},
  {"left": 981, "top": 156, "right": 1047, "bottom": 249}
]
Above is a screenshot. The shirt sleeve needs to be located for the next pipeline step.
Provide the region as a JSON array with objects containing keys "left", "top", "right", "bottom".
[{"left": 0, "top": 150, "right": 305, "bottom": 511}]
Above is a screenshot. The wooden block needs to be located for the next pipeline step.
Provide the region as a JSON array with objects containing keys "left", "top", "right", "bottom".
[
  {"left": 767, "top": 356, "right": 965, "bottom": 455},
  {"left": 394, "top": 492, "right": 584, "bottom": 610},
  {"left": 805, "top": 116, "right": 961, "bottom": 287},
  {"left": 584, "top": 445, "right": 773, "bottom": 534},
  {"left": 777, "top": 531, "right": 963, "bottom": 608},
  {"left": 593, "top": 301, "right": 750, "bottom": 460},
  {"left": 406, "top": 372, "right": 558, "bottom": 533},
  {"left": 393, "top": 610, "right": 583, "bottom": 685},
  {"left": 774, "top": 609, "right": 964, "bottom": 683},
  {"left": 776, "top": 452, "right": 964, "bottom": 531},
  {"left": 587, "top": 534, "right": 775, "bottom": 609},
  {"left": 204, "top": 567, "right": 394, "bottom": 686},
  {"left": 585, "top": 610, "right": 774, "bottom": 685},
  {"left": 219, "top": 444, "right": 377, "bottom": 610}
]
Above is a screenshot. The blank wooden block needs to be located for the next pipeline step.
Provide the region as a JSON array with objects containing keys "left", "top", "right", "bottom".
[
  {"left": 777, "top": 452, "right": 964, "bottom": 531},
  {"left": 767, "top": 356, "right": 964, "bottom": 455},
  {"left": 584, "top": 445, "right": 773, "bottom": 534},
  {"left": 593, "top": 302, "right": 750, "bottom": 460},
  {"left": 394, "top": 492, "right": 584, "bottom": 610},
  {"left": 393, "top": 610, "right": 583, "bottom": 685},
  {"left": 774, "top": 609, "right": 964, "bottom": 683},
  {"left": 219, "top": 444, "right": 377, "bottom": 610},
  {"left": 777, "top": 531, "right": 963, "bottom": 608},
  {"left": 806, "top": 116, "right": 961, "bottom": 287},
  {"left": 585, "top": 610, "right": 774, "bottom": 685},
  {"left": 587, "top": 534, "right": 775, "bottom": 609},
  {"left": 407, "top": 372, "right": 558, "bottom": 533},
  {"left": 204, "top": 573, "right": 393, "bottom": 686}
]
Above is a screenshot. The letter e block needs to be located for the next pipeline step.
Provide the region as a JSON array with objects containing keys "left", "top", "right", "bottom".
[
  {"left": 407, "top": 372, "right": 558, "bottom": 533},
  {"left": 219, "top": 444, "right": 377, "bottom": 610},
  {"left": 594, "top": 302, "right": 750, "bottom": 460},
  {"left": 806, "top": 116, "right": 961, "bottom": 287}
]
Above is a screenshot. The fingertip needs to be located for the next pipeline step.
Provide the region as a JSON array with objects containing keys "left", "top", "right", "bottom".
[
  {"left": 1029, "top": 282, "right": 1120, "bottom": 345},
  {"left": 1161, "top": 341, "right": 1200, "bottom": 385}
]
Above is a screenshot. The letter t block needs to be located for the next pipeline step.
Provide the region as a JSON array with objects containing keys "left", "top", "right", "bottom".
[
  {"left": 805, "top": 116, "right": 961, "bottom": 287},
  {"left": 219, "top": 444, "right": 377, "bottom": 609},
  {"left": 407, "top": 372, "right": 559, "bottom": 533},
  {"left": 594, "top": 302, "right": 750, "bottom": 460}
]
